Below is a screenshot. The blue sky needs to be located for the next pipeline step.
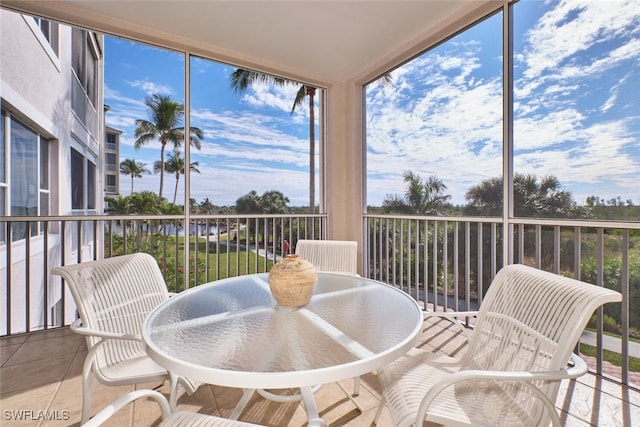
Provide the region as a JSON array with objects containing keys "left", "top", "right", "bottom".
[
  {"left": 105, "top": 39, "right": 313, "bottom": 206},
  {"left": 105, "top": 0, "right": 640, "bottom": 208}
]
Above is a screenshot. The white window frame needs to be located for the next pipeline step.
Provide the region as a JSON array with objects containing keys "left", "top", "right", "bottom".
[
  {"left": 0, "top": 110, "right": 50, "bottom": 244},
  {"left": 70, "top": 138, "right": 98, "bottom": 214},
  {"left": 23, "top": 15, "right": 61, "bottom": 71}
]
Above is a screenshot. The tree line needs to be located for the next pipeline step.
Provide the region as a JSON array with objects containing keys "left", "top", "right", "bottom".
[
  {"left": 111, "top": 168, "right": 639, "bottom": 221},
  {"left": 105, "top": 189, "right": 300, "bottom": 216},
  {"left": 377, "top": 170, "right": 638, "bottom": 220}
]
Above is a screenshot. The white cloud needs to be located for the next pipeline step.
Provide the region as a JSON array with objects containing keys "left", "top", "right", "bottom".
[
  {"left": 522, "top": 0, "right": 640, "bottom": 80},
  {"left": 126, "top": 79, "right": 174, "bottom": 96},
  {"left": 238, "top": 80, "right": 318, "bottom": 126},
  {"left": 366, "top": 0, "right": 640, "bottom": 206},
  {"left": 112, "top": 102, "right": 315, "bottom": 205},
  {"left": 366, "top": 37, "right": 504, "bottom": 205},
  {"left": 104, "top": 84, "right": 148, "bottom": 135}
]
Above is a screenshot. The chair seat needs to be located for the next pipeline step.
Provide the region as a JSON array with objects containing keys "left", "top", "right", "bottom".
[
  {"left": 380, "top": 348, "right": 544, "bottom": 427},
  {"left": 95, "top": 347, "right": 200, "bottom": 395},
  {"left": 96, "top": 351, "right": 168, "bottom": 385},
  {"left": 161, "top": 411, "right": 262, "bottom": 426},
  {"left": 80, "top": 389, "right": 262, "bottom": 427}
]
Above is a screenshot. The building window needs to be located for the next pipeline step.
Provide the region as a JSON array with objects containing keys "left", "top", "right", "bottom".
[
  {"left": 512, "top": 0, "right": 639, "bottom": 220},
  {"left": 32, "top": 17, "right": 59, "bottom": 55},
  {"left": 86, "top": 37, "right": 97, "bottom": 106},
  {"left": 106, "top": 132, "right": 117, "bottom": 151},
  {"left": 71, "top": 146, "right": 97, "bottom": 212},
  {"left": 71, "top": 28, "right": 99, "bottom": 122},
  {"left": 0, "top": 111, "right": 49, "bottom": 242},
  {"left": 106, "top": 174, "right": 117, "bottom": 194},
  {"left": 0, "top": 112, "right": 5, "bottom": 244},
  {"left": 87, "top": 160, "right": 96, "bottom": 210},
  {"left": 106, "top": 152, "right": 117, "bottom": 171},
  {"left": 39, "top": 138, "right": 49, "bottom": 218},
  {"left": 72, "top": 28, "right": 98, "bottom": 106},
  {"left": 71, "top": 148, "right": 84, "bottom": 210}
]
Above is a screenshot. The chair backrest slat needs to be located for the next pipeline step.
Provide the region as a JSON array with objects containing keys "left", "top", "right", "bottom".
[
  {"left": 294, "top": 239, "right": 358, "bottom": 275},
  {"left": 466, "top": 264, "right": 621, "bottom": 371},
  {"left": 52, "top": 253, "right": 169, "bottom": 342},
  {"left": 452, "top": 264, "right": 622, "bottom": 425}
]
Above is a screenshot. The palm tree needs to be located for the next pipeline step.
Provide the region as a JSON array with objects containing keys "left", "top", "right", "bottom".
[
  {"left": 128, "top": 191, "right": 166, "bottom": 215},
  {"left": 235, "top": 190, "right": 262, "bottom": 214},
  {"left": 134, "top": 94, "right": 203, "bottom": 199},
  {"left": 153, "top": 150, "right": 200, "bottom": 205},
  {"left": 230, "top": 69, "right": 317, "bottom": 212},
  {"left": 104, "top": 194, "right": 133, "bottom": 249},
  {"left": 382, "top": 170, "right": 451, "bottom": 215},
  {"left": 119, "top": 158, "right": 150, "bottom": 194},
  {"left": 104, "top": 194, "right": 131, "bottom": 215},
  {"left": 230, "top": 70, "right": 392, "bottom": 213},
  {"left": 465, "top": 173, "right": 582, "bottom": 218},
  {"left": 406, "top": 171, "right": 451, "bottom": 215},
  {"left": 260, "top": 190, "right": 290, "bottom": 214},
  {"left": 198, "top": 198, "right": 216, "bottom": 214},
  {"left": 518, "top": 174, "right": 582, "bottom": 217}
]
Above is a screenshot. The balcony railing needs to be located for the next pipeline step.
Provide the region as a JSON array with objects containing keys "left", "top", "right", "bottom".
[
  {"left": 1, "top": 213, "right": 637, "bottom": 389},
  {"left": 364, "top": 213, "right": 639, "bottom": 389},
  {"left": 1, "top": 213, "right": 327, "bottom": 336}
]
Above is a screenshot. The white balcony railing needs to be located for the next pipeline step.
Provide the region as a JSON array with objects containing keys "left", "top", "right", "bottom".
[{"left": 1, "top": 213, "right": 637, "bottom": 389}]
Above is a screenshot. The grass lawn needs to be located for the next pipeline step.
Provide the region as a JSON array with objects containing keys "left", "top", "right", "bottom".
[
  {"left": 162, "top": 235, "right": 276, "bottom": 291},
  {"left": 580, "top": 343, "right": 640, "bottom": 372}
]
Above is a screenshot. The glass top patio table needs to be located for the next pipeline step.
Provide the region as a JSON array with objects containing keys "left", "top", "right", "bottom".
[{"left": 142, "top": 272, "right": 423, "bottom": 425}]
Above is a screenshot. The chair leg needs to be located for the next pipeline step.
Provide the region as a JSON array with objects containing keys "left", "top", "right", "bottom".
[
  {"left": 373, "top": 396, "right": 385, "bottom": 425},
  {"left": 81, "top": 357, "right": 95, "bottom": 424},
  {"left": 353, "top": 376, "right": 360, "bottom": 396},
  {"left": 230, "top": 389, "right": 256, "bottom": 420},
  {"left": 168, "top": 372, "right": 179, "bottom": 411}
]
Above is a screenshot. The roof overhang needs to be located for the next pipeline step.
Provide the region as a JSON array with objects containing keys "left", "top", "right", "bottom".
[{"left": 2, "top": 1, "right": 503, "bottom": 85}]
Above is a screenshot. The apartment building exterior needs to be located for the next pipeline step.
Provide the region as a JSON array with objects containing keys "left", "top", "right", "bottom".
[{"left": 0, "top": 9, "right": 105, "bottom": 333}]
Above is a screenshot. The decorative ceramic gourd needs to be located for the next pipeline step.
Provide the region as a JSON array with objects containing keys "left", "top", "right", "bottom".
[{"left": 268, "top": 254, "right": 318, "bottom": 307}]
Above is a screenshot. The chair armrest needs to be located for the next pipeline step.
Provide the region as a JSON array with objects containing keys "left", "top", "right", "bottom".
[
  {"left": 70, "top": 318, "right": 143, "bottom": 342},
  {"left": 415, "top": 352, "right": 588, "bottom": 427},
  {"left": 81, "top": 389, "right": 170, "bottom": 427}
]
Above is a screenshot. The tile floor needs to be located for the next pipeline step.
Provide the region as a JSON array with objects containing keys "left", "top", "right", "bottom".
[{"left": 1, "top": 317, "right": 638, "bottom": 426}]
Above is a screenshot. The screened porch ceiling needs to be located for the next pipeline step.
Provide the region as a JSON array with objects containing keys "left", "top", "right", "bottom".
[{"left": 2, "top": 0, "right": 502, "bottom": 85}]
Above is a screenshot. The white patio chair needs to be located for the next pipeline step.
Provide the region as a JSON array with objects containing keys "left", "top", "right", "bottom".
[
  {"left": 374, "top": 264, "right": 622, "bottom": 427},
  {"left": 51, "top": 252, "right": 199, "bottom": 424},
  {"left": 294, "top": 239, "right": 358, "bottom": 276},
  {"left": 294, "top": 239, "right": 362, "bottom": 398},
  {"left": 82, "top": 389, "right": 263, "bottom": 427}
]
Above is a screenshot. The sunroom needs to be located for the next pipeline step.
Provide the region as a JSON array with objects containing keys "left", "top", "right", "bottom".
[{"left": 1, "top": 0, "right": 638, "bottom": 426}]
